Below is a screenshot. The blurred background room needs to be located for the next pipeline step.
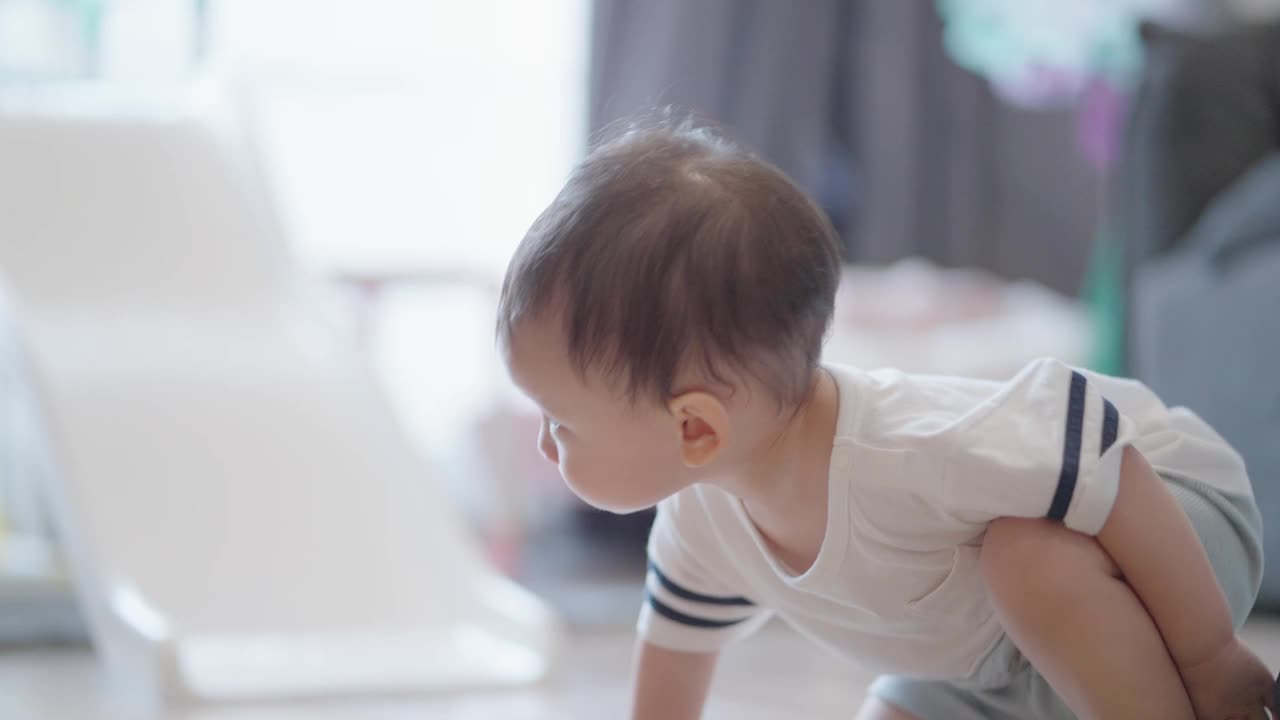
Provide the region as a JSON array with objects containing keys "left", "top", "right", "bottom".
[{"left": 1, "top": 0, "right": 1279, "bottom": 718}]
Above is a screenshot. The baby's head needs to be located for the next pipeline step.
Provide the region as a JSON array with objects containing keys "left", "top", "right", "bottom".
[{"left": 499, "top": 120, "right": 840, "bottom": 513}]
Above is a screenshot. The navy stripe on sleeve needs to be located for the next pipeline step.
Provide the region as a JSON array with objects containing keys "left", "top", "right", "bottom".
[
  {"left": 1101, "top": 398, "right": 1118, "bottom": 455},
  {"left": 1047, "top": 371, "right": 1087, "bottom": 522},
  {"left": 645, "top": 591, "right": 751, "bottom": 629},
  {"left": 648, "top": 562, "right": 754, "bottom": 607}
]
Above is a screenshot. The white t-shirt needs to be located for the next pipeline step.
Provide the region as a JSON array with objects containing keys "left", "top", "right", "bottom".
[{"left": 638, "top": 358, "right": 1253, "bottom": 679}]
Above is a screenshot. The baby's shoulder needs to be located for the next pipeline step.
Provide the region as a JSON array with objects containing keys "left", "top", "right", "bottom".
[{"left": 829, "top": 362, "right": 1007, "bottom": 451}]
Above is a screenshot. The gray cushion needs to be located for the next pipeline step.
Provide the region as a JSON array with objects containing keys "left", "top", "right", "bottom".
[{"left": 1187, "top": 153, "right": 1280, "bottom": 266}]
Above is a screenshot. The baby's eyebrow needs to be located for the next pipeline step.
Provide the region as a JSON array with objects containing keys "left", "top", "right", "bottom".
[
  {"left": 526, "top": 392, "right": 568, "bottom": 422},
  {"left": 541, "top": 404, "right": 570, "bottom": 423},
  {"left": 510, "top": 378, "right": 558, "bottom": 417}
]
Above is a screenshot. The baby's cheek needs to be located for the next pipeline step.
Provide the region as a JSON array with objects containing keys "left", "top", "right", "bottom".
[
  {"left": 554, "top": 452, "right": 588, "bottom": 496},
  {"left": 562, "top": 478, "right": 611, "bottom": 511},
  {"left": 558, "top": 455, "right": 621, "bottom": 511}
]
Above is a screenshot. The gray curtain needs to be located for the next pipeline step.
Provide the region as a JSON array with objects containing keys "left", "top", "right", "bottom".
[{"left": 590, "top": 0, "right": 1101, "bottom": 295}]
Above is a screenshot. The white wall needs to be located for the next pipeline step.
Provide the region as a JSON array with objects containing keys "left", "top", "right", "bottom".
[{"left": 211, "top": 0, "right": 589, "bottom": 523}]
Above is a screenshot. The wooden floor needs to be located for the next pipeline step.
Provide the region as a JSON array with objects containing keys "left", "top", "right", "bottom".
[{"left": 4, "top": 618, "right": 1280, "bottom": 719}]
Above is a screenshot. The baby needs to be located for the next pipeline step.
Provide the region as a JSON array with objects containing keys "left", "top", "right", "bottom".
[{"left": 497, "top": 120, "right": 1275, "bottom": 719}]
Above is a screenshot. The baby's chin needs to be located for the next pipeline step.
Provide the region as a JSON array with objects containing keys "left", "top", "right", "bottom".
[{"left": 565, "top": 480, "right": 665, "bottom": 515}]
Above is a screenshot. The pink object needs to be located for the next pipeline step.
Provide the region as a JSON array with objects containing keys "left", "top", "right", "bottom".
[
  {"left": 1077, "top": 79, "right": 1128, "bottom": 173},
  {"left": 834, "top": 259, "right": 1003, "bottom": 330},
  {"left": 824, "top": 259, "right": 1092, "bottom": 379}
]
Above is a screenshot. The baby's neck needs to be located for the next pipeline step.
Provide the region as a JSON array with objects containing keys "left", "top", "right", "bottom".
[{"left": 718, "top": 368, "right": 840, "bottom": 573}]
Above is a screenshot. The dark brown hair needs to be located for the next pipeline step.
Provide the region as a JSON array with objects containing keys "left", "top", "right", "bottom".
[{"left": 497, "top": 117, "right": 840, "bottom": 408}]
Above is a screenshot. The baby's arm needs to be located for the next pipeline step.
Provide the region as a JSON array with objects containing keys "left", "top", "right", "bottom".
[
  {"left": 982, "top": 446, "right": 1274, "bottom": 719},
  {"left": 1098, "top": 448, "right": 1234, "bottom": 665},
  {"left": 1096, "top": 446, "right": 1274, "bottom": 717},
  {"left": 631, "top": 640, "right": 718, "bottom": 720}
]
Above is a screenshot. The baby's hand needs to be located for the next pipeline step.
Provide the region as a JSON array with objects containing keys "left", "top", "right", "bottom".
[{"left": 1178, "top": 636, "right": 1275, "bottom": 720}]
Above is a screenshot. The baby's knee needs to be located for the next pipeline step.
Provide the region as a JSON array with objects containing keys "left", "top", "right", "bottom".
[{"left": 981, "top": 517, "right": 1119, "bottom": 601}]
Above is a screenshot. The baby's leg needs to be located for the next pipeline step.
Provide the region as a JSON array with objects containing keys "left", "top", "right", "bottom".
[{"left": 981, "top": 516, "right": 1194, "bottom": 720}]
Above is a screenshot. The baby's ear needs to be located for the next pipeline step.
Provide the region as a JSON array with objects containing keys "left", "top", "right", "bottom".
[{"left": 667, "top": 391, "right": 730, "bottom": 468}]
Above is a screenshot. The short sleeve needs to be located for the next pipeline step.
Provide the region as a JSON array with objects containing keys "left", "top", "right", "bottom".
[
  {"left": 637, "top": 498, "right": 771, "bottom": 653},
  {"left": 942, "top": 358, "right": 1136, "bottom": 535}
]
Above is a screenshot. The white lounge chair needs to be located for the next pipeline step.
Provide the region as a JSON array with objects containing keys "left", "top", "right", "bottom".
[{"left": 0, "top": 85, "right": 558, "bottom": 703}]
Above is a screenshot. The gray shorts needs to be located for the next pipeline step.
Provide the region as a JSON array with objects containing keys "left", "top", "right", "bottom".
[{"left": 869, "top": 474, "right": 1265, "bottom": 720}]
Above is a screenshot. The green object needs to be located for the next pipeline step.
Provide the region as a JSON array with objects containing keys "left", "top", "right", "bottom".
[
  {"left": 1081, "top": 225, "right": 1125, "bottom": 375},
  {"left": 0, "top": 0, "right": 107, "bottom": 80},
  {"left": 935, "top": 0, "right": 1143, "bottom": 103}
]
